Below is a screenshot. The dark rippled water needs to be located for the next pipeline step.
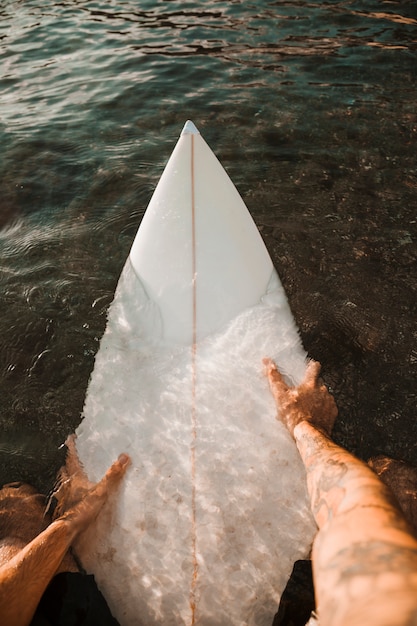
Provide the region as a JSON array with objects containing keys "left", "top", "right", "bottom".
[{"left": 0, "top": 0, "right": 416, "bottom": 535}]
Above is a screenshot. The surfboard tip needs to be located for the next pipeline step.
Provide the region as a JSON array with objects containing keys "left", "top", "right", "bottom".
[{"left": 181, "top": 120, "right": 200, "bottom": 136}]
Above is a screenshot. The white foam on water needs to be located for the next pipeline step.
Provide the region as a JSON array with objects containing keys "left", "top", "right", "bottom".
[{"left": 75, "top": 260, "right": 316, "bottom": 626}]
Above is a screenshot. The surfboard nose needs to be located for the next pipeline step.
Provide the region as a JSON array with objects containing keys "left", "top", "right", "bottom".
[
  {"left": 181, "top": 120, "right": 200, "bottom": 135},
  {"left": 129, "top": 121, "right": 273, "bottom": 344}
]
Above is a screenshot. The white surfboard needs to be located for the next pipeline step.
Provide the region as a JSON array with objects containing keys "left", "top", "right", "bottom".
[{"left": 74, "top": 121, "right": 316, "bottom": 626}]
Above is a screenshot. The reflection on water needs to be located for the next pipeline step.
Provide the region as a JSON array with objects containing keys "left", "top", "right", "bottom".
[{"left": 0, "top": 0, "right": 416, "bottom": 521}]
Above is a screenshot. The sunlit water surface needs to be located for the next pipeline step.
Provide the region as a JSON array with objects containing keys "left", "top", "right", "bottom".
[{"left": 0, "top": 0, "right": 416, "bottom": 621}]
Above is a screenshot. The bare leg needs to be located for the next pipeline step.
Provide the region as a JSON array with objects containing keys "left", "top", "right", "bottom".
[
  {"left": 264, "top": 358, "right": 417, "bottom": 626},
  {"left": 0, "top": 453, "right": 129, "bottom": 626}
]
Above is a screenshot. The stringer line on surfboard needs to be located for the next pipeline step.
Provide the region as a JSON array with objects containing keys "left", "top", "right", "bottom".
[{"left": 190, "top": 130, "right": 198, "bottom": 624}]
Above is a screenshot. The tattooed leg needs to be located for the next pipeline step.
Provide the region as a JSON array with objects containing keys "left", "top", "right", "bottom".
[
  {"left": 295, "top": 421, "right": 417, "bottom": 626},
  {"left": 264, "top": 358, "right": 417, "bottom": 626}
]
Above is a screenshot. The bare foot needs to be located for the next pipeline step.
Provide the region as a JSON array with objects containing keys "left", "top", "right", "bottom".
[
  {"left": 263, "top": 358, "right": 338, "bottom": 438},
  {"left": 0, "top": 451, "right": 130, "bottom": 626},
  {"left": 53, "top": 439, "right": 130, "bottom": 536},
  {"left": 369, "top": 456, "right": 417, "bottom": 532}
]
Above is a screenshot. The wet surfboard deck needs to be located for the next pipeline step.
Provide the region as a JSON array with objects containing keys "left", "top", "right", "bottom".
[{"left": 74, "top": 121, "right": 316, "bottom": 626}]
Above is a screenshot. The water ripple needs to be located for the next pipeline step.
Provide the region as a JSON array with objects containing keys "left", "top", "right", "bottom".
[
  {"left": 0, "top": 0, "right": 416, "bottom": 509},
  {"left": 1, "top": 0, "right": 416, "bottom": 136}
]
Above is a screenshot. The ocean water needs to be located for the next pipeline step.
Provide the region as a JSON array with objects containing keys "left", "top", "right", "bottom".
[{"left": 0, "top": 0, "right": 416, "bottom": 612}]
